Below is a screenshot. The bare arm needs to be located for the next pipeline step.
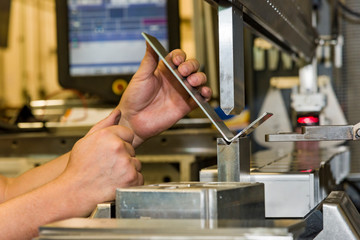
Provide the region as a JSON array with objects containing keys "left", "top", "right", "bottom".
[
  {"left": 0, "top": 107, "right": 124, "bottom": 203},
  {"left": 0, "top": 174, "right": 85, "bottom": 239},
  {"left": 0, "top": 46, "right": 211, "bottom": 203},
  {"left": 0, "top": 44, "right": 212, "bottom": 238},
  {"left": 0, "top": 109, "right": 143, "bottom": 239},
  {"left": 0, "top": 152, "right": 70, "bottom": 202}
]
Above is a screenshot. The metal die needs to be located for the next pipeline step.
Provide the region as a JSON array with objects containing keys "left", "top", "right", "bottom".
[{"left": 116, "top": 182, "right": 265, "bottom": 223}]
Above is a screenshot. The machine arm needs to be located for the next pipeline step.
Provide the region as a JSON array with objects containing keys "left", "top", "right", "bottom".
[{"left": 206, "top": 0, "right": 318, "bottom": 62}]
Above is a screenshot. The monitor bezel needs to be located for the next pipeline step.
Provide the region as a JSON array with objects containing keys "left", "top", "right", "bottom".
[{"left": 55, "top": 0, "right": 180, "bottom": 103}]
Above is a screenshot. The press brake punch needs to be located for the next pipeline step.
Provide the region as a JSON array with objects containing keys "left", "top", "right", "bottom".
[{"left": 142, "top": 32, "right": 273, "bottom": 182}]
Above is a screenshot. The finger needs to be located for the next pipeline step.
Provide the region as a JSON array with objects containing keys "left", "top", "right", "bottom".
[
  {"left": 178, "top": 59, "right": 200, "bottom": 76},
  {"left": 107, "top": 125, "right": 135, "bottom": 144},
  {"left": 124, "top": 142, "right": 136, "bottom": 157},
  {"left": 187, "top": 72, "right": 207, "bottom": 87},
  {"left": 101, "top": 129, "right": 136, "bottom": 157},
  {"left": 125, "top": 168, "right": 144, "bottom": 186},
  {"left": 199, "top": 86, "right": 213, "bottom": 101},
  {"left": 86, "top": 109, "right": 121, "bottom": 136},
  {"left": 131, "top": 157, "right": 142, "bottom": 172},
  {"left": 169, "top": 49, "right": 186, "bottom": 66},
  {"left": 137, "top": 172, "right": 144, "bottom": 185}
]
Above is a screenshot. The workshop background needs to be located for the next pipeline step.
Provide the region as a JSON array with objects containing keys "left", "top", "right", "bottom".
[
  {"left": 0, "top": 0, "right": 204, "bottom": 107},
  {"left": 0, "top": 0, "right": 222, "bottom": 181},
  {"left": 3, "top": 1, "right": 360, "bottom": 238},
  {"left": 1, "top": 0, "right": 360, "bottom": 175}
]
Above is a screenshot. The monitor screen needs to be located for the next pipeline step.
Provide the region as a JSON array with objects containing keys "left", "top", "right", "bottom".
[{"left": 56, "top": 0, "right": 179, "bottom": 103}]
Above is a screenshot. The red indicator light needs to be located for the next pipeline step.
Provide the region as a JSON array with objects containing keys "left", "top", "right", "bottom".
[
  {"left": 297, "top": 116, "right": 319, "bottom": 124},
  {"left": 300, "top": 169, "right": 313, "bottom": 173}
]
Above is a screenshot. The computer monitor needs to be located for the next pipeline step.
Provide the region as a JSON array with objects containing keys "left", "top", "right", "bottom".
[
  {"left": 0, "top": 0, "right": 11, "bottom": 48},
  {"left": 55, "top": 0, "right": 180, "bottom": 103}
]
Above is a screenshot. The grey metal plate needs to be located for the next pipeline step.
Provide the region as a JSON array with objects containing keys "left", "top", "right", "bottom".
[
  {"left": 142, "top": 32, "right": 272, "bottom": 143},
  {"left": 36, "top": 218, "right": 305, "bottom": 239}
]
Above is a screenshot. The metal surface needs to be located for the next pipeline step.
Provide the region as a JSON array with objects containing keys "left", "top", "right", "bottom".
[
  {"left": 217, "top": 137, "right": 250, "bottom": 182},
  {"left": 200, "top": 146, "right": 350, "bottom": 218},
  {"left": 142, "top": 32, "right": 272, "bottom": 143},
  {"left": 206, "top": 0, "right": 317, "bottom": 63},
  {"left": 36, "top": 218, "right": 306, "bottom": 240},
  {"left": 315, "top": 191, "right": 360, "bottom": 240},
  {"left": 116, "top": 182, "right": 265, "bottom": 224},
  {"left": 218, "top": 1, "right": 244, "bottom": 115},
  {"left": 266, "top": 123, "right": 360, "bottom": 142}
]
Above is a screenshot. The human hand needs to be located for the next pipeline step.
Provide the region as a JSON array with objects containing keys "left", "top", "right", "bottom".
[
  {"left": 118, "top": 43, "right": 212, "bottom": 147},
  {"left": 56, "top": 109, "right": 143, "bottom": 216}
]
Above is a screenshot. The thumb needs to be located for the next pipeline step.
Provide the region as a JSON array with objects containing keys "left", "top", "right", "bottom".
[
  {"left": 133, "top": 42, "right": 159, "bottom": 79},
  {"left": 86, "top": 108, "right": 121, "bottom": 136}
]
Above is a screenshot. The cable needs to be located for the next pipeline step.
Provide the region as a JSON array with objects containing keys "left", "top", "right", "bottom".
[{"left": 337, "top": 0, "right": 360, "bottom": 19}]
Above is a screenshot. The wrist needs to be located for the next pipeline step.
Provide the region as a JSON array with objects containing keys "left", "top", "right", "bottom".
[
  {"left": 0, "top": 176, "right": 92, "bottom": 239},
  {"left": 49, "top": 174, "right": 98, "bottom": 218}
]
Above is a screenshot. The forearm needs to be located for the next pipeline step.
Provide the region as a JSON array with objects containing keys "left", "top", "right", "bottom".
[
  {"left": 0, "top": 176, "right": 84, "bottom": 239},
  {"left": 4, "top": 152, "right": 70, "bottom": 201}
]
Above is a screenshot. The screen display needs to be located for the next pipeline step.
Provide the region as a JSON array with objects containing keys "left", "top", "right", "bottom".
[{"left": 67, "top": 0, "right": 169, "bottom": 76}]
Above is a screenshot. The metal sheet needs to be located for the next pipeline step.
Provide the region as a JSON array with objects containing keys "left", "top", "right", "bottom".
[
  {"left": 143, "top": 33, "right": 272, "bottom": 142},
  {"left": 142, "top": 33, "right": 272, "bottom": 143},
  {"left": 142, "top": 32, "right": 235, "bottom": 142}
]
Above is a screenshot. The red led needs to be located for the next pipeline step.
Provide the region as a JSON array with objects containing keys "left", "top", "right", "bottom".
[
  {"left": 300, "top": 169, "right": 313, "bottom": 173},
  {"left": 297, "top": 116, "right": 319, "bottom": 124}
]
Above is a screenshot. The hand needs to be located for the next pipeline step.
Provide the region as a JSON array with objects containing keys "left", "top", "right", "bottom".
[
  {"left": 56, "top": 109, "right": 143, "bottom": 216},
  {"left": 118, "top": 43, "right": 212, "bottom": 147}
]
